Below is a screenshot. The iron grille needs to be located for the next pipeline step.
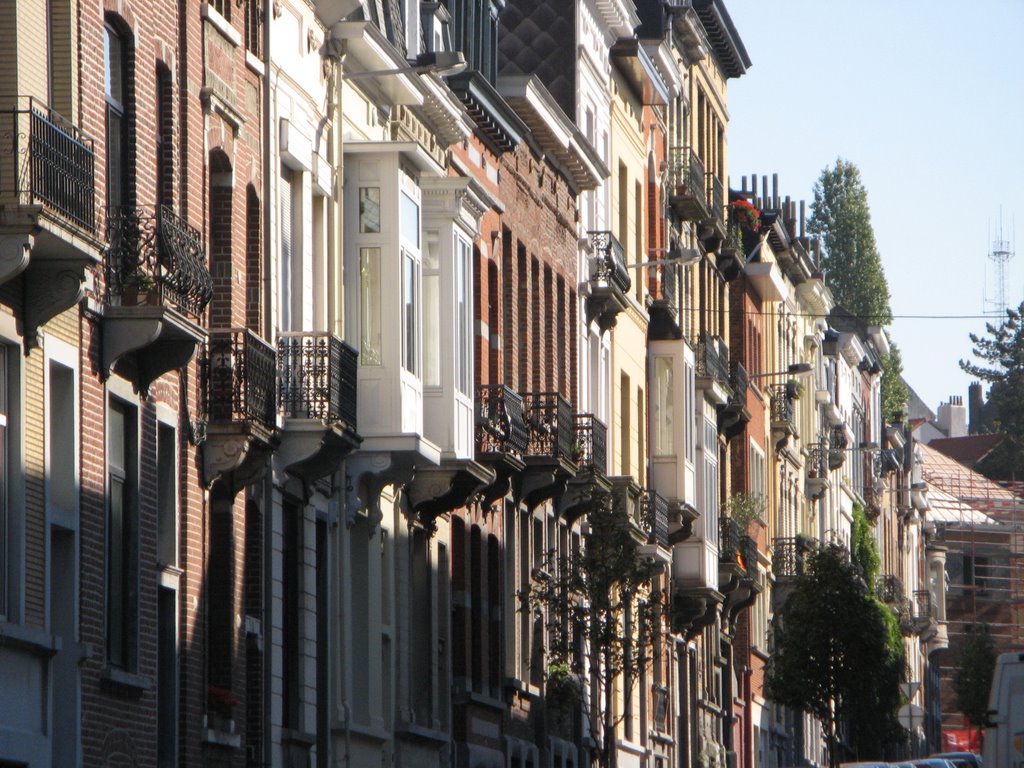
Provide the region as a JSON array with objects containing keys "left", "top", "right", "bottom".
[
  {"left": 769, "top": 384, "right": 795, "bottom": 425},
  {"left": 203, "top": 328, "right": 277, "bottom": 434},
  {"left": 587, "top": 231, "right": 631, "bottom": 293},
  {"left": 876, "top": 574, "right": 905, "bottom": 606},
  {"left": 476, "top": 384, "right": 529, "bottom": 456},
  {"left": 772, "top": 537, "right": 808, "bottom": 579},
  {"left": 695, "top": 333, "right": 729, "bottom": 385},
  {"left": 522, "top": 392, "right": 573, "bottom": 461},
  {"left": 0, "top": 96, "right": 96, "bottom": 231},
  {"left": 913, "top": 589, "right": 933, "bottom": 620},
  {"left": 706, "top": 173, "right": 724, "bottom": 226},
  {"left": 106, "top": 205, "right": 214, "bottom": 317},
  {"left": 277, "top": 332, "right": 358, "bottom": 429},
  {"left": 668, "top": 146, "right": 706, "bottom": 203},
  {"left": 807, "top": 442, "right": 829, "bottom": 479},
  {"left": 720, "top": 516, "right": 743, "bottom": 567},
  {"left": 572, "top": 413, "right": 607, "bottom": 473},
  {"left": 728, "top": 360, "right": 749, "bottom": 408},
  {"left": 740, "top": 536, "right": 758, "bottom": 573},
  {"left": 641, "top": 489, "right": 669, "bottom": 548}
]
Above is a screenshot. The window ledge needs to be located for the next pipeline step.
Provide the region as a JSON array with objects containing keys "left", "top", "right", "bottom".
[
  {"left": 202, "top": 726, "right": 242, "bottom": 749},
  {"left": 281, "top": 728, "right": 316, "bottom": 747},
  {"left": 0, "top": 620, "right": 60, "bottom": 657},
  {"left": 100, "top": 664, "right": 153, "bottom": 694},
  {"left": 200, "top": 3, "right": 242, "bottom": 47},
  {"left": 245, "top": 51, "right": 265, "bottom": 76}
]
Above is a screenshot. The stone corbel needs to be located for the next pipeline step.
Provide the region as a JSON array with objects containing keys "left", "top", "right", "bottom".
[
  {"left": 406, "top": 460, "right": 496, "bottom": 534},
  {"left": 344, "top": 452, "right": 417, "bottom": 534},
  {"left": 0, "top": 232, "right": 32, "bottom": 286},
  {"left": 22, "top": 258, "right": 88, "bottom": 351},
  {"left": 203, "top": 429, "right": 275, "bottom": 493}
]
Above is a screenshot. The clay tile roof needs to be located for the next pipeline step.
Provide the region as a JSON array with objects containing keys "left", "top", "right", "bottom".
[{"left": 927, "top": 433, "right": 1003, "bottom": 467}]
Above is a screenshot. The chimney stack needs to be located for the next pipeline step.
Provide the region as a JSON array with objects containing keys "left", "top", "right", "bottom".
[
  {"left": 968, "top": 381, "right": 984, "bottom": 434},
  {"left": 936, "top": 396, "right": 968, "bottom": 438}
]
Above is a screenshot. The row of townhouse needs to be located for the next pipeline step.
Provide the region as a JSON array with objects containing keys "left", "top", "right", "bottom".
[{"left": 0, "top": 0, "right": 949, "bottom": 766}]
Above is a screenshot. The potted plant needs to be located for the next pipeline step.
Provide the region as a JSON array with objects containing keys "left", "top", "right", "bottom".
[
  {"left": 545, "top": 660, "right": 581, "bottom": 736},
  {"left": 785, "top": 379, "right": 803, "bottom": 400},
  {"left": 727, "top": 199, "right": 761, "bottom": 233},
  {"left": 120, "top": 269, "right": 158, "bottom": 306}
]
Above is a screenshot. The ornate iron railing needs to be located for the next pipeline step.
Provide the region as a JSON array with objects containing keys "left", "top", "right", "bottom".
[
  {"left": 828, "top": 424, "right": 848, "bottom": 470},
  {"left": 476, "top": 384, "right": 529, "bottom": 456},
  {"left": 719, "top": 516, "right": 748, "bottom": 570},
  {"left": 728, "top": 360, "right": 749, "bottom": 409},
  {"left": 741, "top": 536, "right": 758, "bottom": 574},
  {"left": 523, "top": 392, "right": 574, "bottom": 462},
  {"left": 106, "top": 205, "right": 214, "bottom": 317},
  {"left": 876, "top": 574, "right": 905, "bottom": 606},
  {"left": 772, "top": 537, "right": 809, "bottom": 578},
  {"left": 588, "top": 231, "right": 631, "bottom": 293},
  {"left": 277, "top": 332, "right": 358, "bottom": 429},
  {"left": 202, "top": 328, "right": 277, "bottom": 434},
  {"left": 641, "top": 489, "right": 669, "bottom": 548},
  {"left": 668, "top": 146, "right": 706, "bottom": 205},
  {"left": 913, "top": 589, "right": 933, "bottom": 620},
  {"left": 573, "top": 413, "right": 607, "bottom": 473},
  {"left": 769, "top": 384, "right": 796, "bottom": 426},
  {"left": 695, "top": 333, "right": 729, "bottom": 385},
  {"left": 706, "top": 173, "right": 724, "bottom": 226},
  {"left": 807, "top": 442, "right": 829, "bottom": 479},
  {"left": 0, "top": 96, "right": 96, "bottom": 231}
]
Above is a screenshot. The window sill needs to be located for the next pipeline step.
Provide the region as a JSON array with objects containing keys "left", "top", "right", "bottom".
[
  {"left": 200, "top": 3, "right": 242, "bottom": 47},
  {"left": 245, "top": 51, "right": 265, "bottom": 76},
  {"left": 281, "top": 728, "right": 315, "bottom": 747},
  {"left": 0, "top": 620, "right": 60, "bottom": 657},
  {"left": 100, "top": 664, "right": 153, "bottom": 694}
]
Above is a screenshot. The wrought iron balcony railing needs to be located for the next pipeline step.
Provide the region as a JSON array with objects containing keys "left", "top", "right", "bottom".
[
  {"left": 913, "top": 589, "right": 934, "bottom": 621},
  {"left": 0, "top": 96, "right": 96, "bottom": 231},
  {"left": 772, "top": 536, "right": 810, "bottom": 579},
  {"left": 668, "top": 146, "right": 707, "bottom": 208},
  {"left": 106, "top": 205, "right": 214, "bottom": 317},
  {"left": 649, "top": 257, "right": 678, "bottom": 308},
  {"left": 695, "top": 333, "right": 729, "bottom": 385},
  {"left": 588, "top": 231, "right": 631, "bottom": 293},
  {"left": 641, "top": 489, "right": 669, "bottom": 549},
  {"left": 807, "top": 442, "right": 829, "bottom": 479},
  {"left": 523, "top": 392, "right": 574, "bottom": 462},
  {"left": 727, "top": 360, "right": 749, "bottom": 409},
  {"left": 572, "top": 413, "right": 607, "bottom": 474},
  {"left": 876, "top": 574, "right": 905, "bottom": 606},
  {"left": 202, "top": 328, "right": 277, "bottom": 435},
  {"left": 720, "top": 516, "right": 743, "bottom": 566},
  {"left": 770, "top": 384, "right": 796, "bottom": 426},
  {"left": 828, "top": 424, "right": 848, "bottom": 470},
  {"left": 706, "top": 173, "right": 724, "bottom": 226},
  {"left": 476, "top": 384, "right": 529, "bottom": 457},
  {"left": 277, "top": 332, "right": 358, "bottom": 429}
]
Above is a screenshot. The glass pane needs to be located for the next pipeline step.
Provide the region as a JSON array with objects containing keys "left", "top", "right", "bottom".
[
  {"left": 654, "top": 357, "right": 674, "bottom": 455},
  {"left": 402, "top": 251, "right": 418, "bottom": 374},
  {"left": 456, "top": 236, "right": 470, "bottom": 395},
  {"left": 359, "top": 187, "right": 380, "bottom": 233},
  {"left": 423, "top": 233, "right": 440, "bottom": 387},
  {"left": 401, "top": 191, "right": 419, "bottom": 248},
  {"left": 359, "top": 248, "right": 382, "bottom": 365}
]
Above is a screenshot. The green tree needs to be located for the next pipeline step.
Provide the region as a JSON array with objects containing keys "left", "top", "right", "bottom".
[
  {"left": 960, "top": 303, "right": 1024, "bottom": 479},
  {"left": 808, "top": 158, "right": 892, "bottom": 325},
  {"left": 850, "top": 502, "right": 880, "bottom": 591},
  {"left": 767, "top": 544, "right": 904, "bottom": 767},
  {"left": 881, "top": 343, "right": 909, "bottom": 423},
  {"left": 952, "top": 623, "right": 997, "bottom": 732},
  {"left": 529, "top": 491, "right": 663, "bottom": 768}
]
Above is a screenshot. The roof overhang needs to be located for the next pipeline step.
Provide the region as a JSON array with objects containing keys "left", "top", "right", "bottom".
[
  {"left": 611, "top": 38, "right": 670, "bottom": 106},
  {"left": 795, "top": 275, "right": 832, "bottom": 317},
  {"left": 744, "top": 260, "right": 786, "bottom": 302},
  {"left": 446, "top": 70, "right": 528, "bottom": 155},
  {"left": 868, "top": 325, "right": 891, "bottom": 357},
  {"left": 592, "top": 0, "right": 640, "bottom": 41},
  {"left": 335, "top": 21, "right": 422, "bottom": 106},
  {"left": 690, "top": 0, "right": 751, "bottom": 78},
  {"left": 497, "top": 75, "right": 609, "bottom": 192},
  {"left": 417, "top": 72, "right": 474, "bottom": 147}
]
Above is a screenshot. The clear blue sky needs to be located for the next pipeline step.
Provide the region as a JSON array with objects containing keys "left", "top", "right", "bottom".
[{"left": 725, "top": 0, "right": 1024, "bottom": 414}]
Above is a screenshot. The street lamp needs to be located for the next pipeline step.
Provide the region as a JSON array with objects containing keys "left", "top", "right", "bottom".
[
  {"left": 621, "top": 247, "right": 702, "bottom": 270},
  {"left": 340, "top": 50, "right": 467, "bottom": 79},
  {"left": 748, "top": 362, "right": 813, "bottom": 379}
]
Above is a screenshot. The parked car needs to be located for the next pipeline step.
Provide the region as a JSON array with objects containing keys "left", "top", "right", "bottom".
[{"left": 930, "top": 752, "right": 982, "bottom": 767}]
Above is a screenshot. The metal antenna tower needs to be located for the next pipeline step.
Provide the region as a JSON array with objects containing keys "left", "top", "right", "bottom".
[{"left": 984, "top": 211, "right": 1015, "bottom": 317}]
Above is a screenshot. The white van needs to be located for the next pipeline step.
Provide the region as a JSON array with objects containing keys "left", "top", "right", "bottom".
[{"left": 983, "top": 651, "right": 1024, "bottom": 767}]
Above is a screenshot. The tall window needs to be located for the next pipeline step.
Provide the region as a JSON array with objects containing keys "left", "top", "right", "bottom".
[
  {"left": 455, "top": 234, "right": 472, "bottom": 395},
  {"left": 107, "top": 398, "right": 139, "bottom": 670},
  {"left": 359, "top": 248, "right": 382, "bottom": 365},
  {"left": 104, "top": 23, "right": 129, "bottom": 209},
  {"left": 282, "top": 500, "right": 302, "bottom": 729},
  {"left": 653, "top": 357, "right": 673, "bottom": 455},
  {"left": 423, "top": 232, "right": 440, "bottom": 387},
  {"left": 157, "top": 424, "right": 176, "bottom": 566},
  {"left": 703, "top": 418, "right": 718, "bottom": 546},
  {"left": 402, "top": 250, "right": 419, "bottom": 375}
]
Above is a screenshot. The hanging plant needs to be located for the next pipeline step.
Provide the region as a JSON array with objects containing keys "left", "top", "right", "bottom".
[{"left": 728, "top": 199, "right": 762, "bottom": 232}]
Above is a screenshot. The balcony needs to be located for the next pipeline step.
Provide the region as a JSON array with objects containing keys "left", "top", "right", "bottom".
[
  {"left": 694, "top": 333, "right": 732, "bottom": 406},
  {"left": 719, "top": 360, "right": 751, "bottom": 439},
  {"left": 719, "top": 516, "right": 760, "bottom": 621},
  {"left": 475, "top": 384, "right": 529, "bottom": 508},
  {"left": 648, "top": 258, "right": 680, "bottom": 340},
  {"left": 828, "top": 423, "right": 848, "bottom": 470},
  {"left": 702, "top": 172, "right": 726, "bottom": 247},
  {"left": 716, "top": 216, "right": 745, "bottom": 282},
  {"left": 666, "top": 146, "right": 708, "bottom": 221},
  {"left": 102, "top": 205, "right": 214, "bottom": 392},
  {"left": 275, "top": 332, "right": 361, "bottom": 487},
  {"left": 516, "top": 392, "right": 577, "bottom": 509},
  {"left": 585, "top": 231, "right": 631, "bottom": 332},
  {"left": 772, "top": 536, "right": 812, "bottom": 580},
  {"left": 805, "top": 442, "right": 830, "bottom": 501},
  {"left": 769, "top": 384, "right": 798, "bottom": 450},
  {"left": 201, "top": 328, "right": 279, "bottom": 489},
  {"left": 560, "top": 414, "right": 610, "bottom": 522},
  {"left": 640, "top": 489, "right": 670, "bottom": 554},
  {"left": 0, "top": 96, "right": 103, "bottom": 347}
]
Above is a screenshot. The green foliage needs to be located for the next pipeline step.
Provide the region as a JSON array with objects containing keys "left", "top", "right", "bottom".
[
  {"left": 723, "top": 492, "right": 765, "bottom": 532},
  {"left": 767, "top": 544, "right": 904, "bottom": 767},
  {"left": 529, "top": 491, "right": 663, "bottom": 767},
  {"left": 851, "top": 503, "right": 880, "bottom": 592},
  {"left": 960, "top": 303, "right": 1024, "bottom": 479},
  {"left": 808, "top": 158, "right": 892, "bottom": 326},
  {"left": 880, "top": 343, "right": 909, "bottom": 423},
  {"left": 952, "top": 623, "right": 997, "bottom": 728}
]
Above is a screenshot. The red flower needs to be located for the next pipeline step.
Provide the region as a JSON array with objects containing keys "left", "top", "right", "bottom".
[{"left": 728, "top": 199, "right": 761, "bottom": 232}]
